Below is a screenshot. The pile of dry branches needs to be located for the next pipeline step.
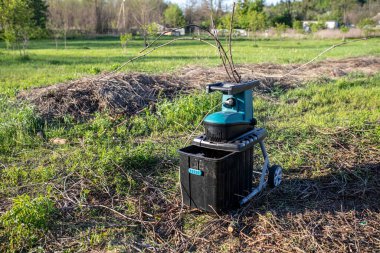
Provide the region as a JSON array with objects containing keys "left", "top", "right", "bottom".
[{"left": 17, "top": 73, "right": 190, "bottom": 121}]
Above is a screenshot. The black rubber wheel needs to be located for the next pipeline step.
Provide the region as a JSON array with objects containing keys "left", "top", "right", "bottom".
[{"left": 268, "top": 165, "right": 283, "bottom": 188}]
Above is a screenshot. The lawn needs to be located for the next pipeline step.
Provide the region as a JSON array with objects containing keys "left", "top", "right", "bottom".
[
  {"left": 0, "top": 36, "right": 379, "bottom": 93},
  {"left": 0, "top": 37, "right": 379, "bottom": 252}
]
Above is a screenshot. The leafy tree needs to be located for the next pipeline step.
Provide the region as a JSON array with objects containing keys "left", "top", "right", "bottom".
[
  {"left": 358, "top": 18, "right": 376, "bottom": 37},
  {"left": 217, "top": 14, "right": 231, "bottom": 30},
  {"left": 30, "top": 0, "right": 48, "bottom": 29},
  {"left": 248, "top": 10, "right": 266, "bottom": 46},
  {"left": 293, "top": 20, "right": 303, "bottom": 33},
  {"left": 164, "top": 4, "right": 185, "bottom": 27},
  {"left": 248, "top": 11, "right": 266, "bottom": 32},
  {"left": 120, "top": 32, "right": 132, "bottom": 52},
  {"left": 236, "top": 0, "right": 266, "bottom": 29},
  {"left": 310, "top": 21, "right": 325, "bottom": 33},
  {"left": 140, "top": 22, "right": 160, "bottom": 47},
  {"left": 0, "top": 0, "right": 36, "bottom": 55},
  {"left": 331, "top": 0, "right": 356, "bottom": 24},
  {"left": 275, "top": 23, "right": 288, "bottom": 37},
  {"left": 357, "top": 18, "right": 376, "bottom": 29}
]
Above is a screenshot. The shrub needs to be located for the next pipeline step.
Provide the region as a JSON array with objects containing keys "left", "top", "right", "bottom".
[
  {"left": 357, "top": 18, "right": 376, "bottom": 29},
  {"left": 0, "top": 194, "right": 55, "bottom": 252},
  {"left": 120, "top": 33, "right": 132, "bottom": 51},
  {"left": 293, "top": 20, "right": 303, "bottom": 33}
]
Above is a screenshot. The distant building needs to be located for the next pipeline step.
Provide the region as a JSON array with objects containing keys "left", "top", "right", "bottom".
[
  {"left": 157, "top": 24, "right": 185, "bottom": 36},
  {"left": 234, "top": 29, "right": 248, "bottom": 36},
  {"left": 210, "top": 29, "right": 247, "bottom": 37},
  {"left": 302, "top": 20, "right": 338, "bottom": 32},
  {"left": 325, "top": 21, "right": 338, "bottom": 29}
]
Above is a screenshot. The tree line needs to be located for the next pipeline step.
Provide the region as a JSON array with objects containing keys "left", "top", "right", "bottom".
[{"left": 1, "top": 0, "right": 379, "bottom": 54}]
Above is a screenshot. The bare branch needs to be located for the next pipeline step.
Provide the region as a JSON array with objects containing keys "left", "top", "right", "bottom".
[
  {"left": 137, "top": 24, "right": 241, "bottom": 82},
  {"left": 281, "top": 38, "right": 368, "bottom": 79},
  {"left": 104, "top": 36, "right": 219, "bottom": 78},
  {"left": 228, "top": 2, "right": 241, "bottom": 83}
]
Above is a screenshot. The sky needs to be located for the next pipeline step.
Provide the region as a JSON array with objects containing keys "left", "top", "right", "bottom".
[{"left": 171, "top": 0, "right": 282, "bottom": 9}]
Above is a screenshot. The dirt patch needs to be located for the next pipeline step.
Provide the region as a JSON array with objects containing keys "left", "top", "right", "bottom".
[{"left": 18, "top": 56, "right": 380, "bottom": 121}]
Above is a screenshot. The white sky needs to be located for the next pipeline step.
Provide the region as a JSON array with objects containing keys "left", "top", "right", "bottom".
[{"left": 170, "top": 0, "right": 282, "bottom": 9}]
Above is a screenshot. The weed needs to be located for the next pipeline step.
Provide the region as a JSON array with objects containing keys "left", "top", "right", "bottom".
[{"left": 0, "top": 195, "right": 55, "bottom": 252}]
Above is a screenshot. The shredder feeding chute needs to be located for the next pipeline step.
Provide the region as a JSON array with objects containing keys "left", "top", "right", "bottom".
[{"left": 203, "top": 81, "right": 259, "bottom": 142}]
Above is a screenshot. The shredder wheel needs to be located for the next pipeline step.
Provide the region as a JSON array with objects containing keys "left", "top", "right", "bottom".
[{"left": 268, "top": 165, "right": 282, "bottom": 188}]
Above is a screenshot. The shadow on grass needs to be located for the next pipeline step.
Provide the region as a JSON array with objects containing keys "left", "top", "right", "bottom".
[{"left": 237, "top": 162, "right": 380, "bottom": 216}]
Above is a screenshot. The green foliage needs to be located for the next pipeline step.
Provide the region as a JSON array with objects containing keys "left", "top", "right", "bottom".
[
  {"left": 217, "top": 14, "right": 231, "bottom": 30},
  {"left": 30, "top": 0, "right": 48, "bottom": 29},
  {"left": 140, "top": 22, "right": 160, "bottom": 42},
  {"left": 120, "top": 32, "right": 132, "bottom": 50},
  {"left": 0, "top": 96, "right": 41, "bottom": 154},
  {"left": 357, "top": 18, "right": 377, "bottom": 37},
  {"left": 0, "top": 0, "right": 36, "bottom": 55},
  {"left": 256, "top": 73, "right": 380, "bottom": 169},
  {"left": 164, "top": 4, "right": 185, "bottom": 27},
  {"left": 236, "top": 0, "right": 266, "bottom": 30},
  {"left": 310, "top": 21, "right": 325, "bottom": 33},
  {"left": 340, "top": 25, "right": 349, "bottom": 33},
  {"left": 248, "top": 11, "right": 267, "bottom": 32},
  {"left": 293, "top": 20, "right": 303, "bottom": 33},
  {"left": 146, "top": 22, "right": 159, "bottom": 35},
  {"left": 357, "top": 18, "right": 376, "bottom": 29},
  {"left": 274, "top": 23, "right": 288, "bottom": 37},
  {"left": 0, "top": 194, "right": 55, "bottom": 252}
]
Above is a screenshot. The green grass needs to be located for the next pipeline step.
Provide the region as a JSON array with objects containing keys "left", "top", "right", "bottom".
[
  {"left": 0, "top": 37, "right": 379, "bottom": 251},
  {"left": 0, "top": 37, "right": 379, "bottom": 95}
]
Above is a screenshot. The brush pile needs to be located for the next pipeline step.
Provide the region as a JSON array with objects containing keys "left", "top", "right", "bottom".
[
  {"left": 18, "top": 56, "right": 380, "bottom": 121},
  {"left": 17, "top": 73, "right": 189, "bottom": 121}
]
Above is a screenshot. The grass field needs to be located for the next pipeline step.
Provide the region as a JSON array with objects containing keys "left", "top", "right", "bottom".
[
  {"left": 1, "top": 37, "right": 380, "bottom": 94},
  {"left": 0, "top": 37, "right": 379, "bottom": 252}
]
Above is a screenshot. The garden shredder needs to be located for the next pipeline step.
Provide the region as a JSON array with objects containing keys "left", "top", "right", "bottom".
[{"left": 178, "top": 80, "right": 283, "bottom": 212}]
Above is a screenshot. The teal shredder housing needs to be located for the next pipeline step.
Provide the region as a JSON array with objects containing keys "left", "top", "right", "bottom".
[{"left": 204, "top": 89, "right": 254, "bottom": 125}]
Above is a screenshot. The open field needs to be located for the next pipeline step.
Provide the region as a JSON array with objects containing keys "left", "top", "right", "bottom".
[
  {"left": 1, "top": 37, "right": 380, "bottom": 94},
  {"left": 0, "top": 37, "right": 379, "bottom": 252}
]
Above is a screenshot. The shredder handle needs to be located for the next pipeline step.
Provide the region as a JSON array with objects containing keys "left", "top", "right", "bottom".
[{"left": 206, "top": 80, "right": 260, "bottom": 95}]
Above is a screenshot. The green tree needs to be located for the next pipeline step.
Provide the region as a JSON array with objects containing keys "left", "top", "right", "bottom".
[
  {"left": 275, "top": 23, "right": 288, "bottom": 37},
  {"left": 293, "top": 20, "right": 303, "bottom": 33},
  {"left": 358, "top": 18, "right": 376, "bottom": 37},
  {"left": 236, "top": 0, "right": 266, "bottom": 29},
  {"left": 164, "top": 4, "right": 185, "bottom": 27},
  {"left": 332, "top": 0, "right": 356, "bottom": 24},
  {"left": 30, "top": 0, "right": 48, "bottom": 29},
  {"left": 248, "top": 11, "right": 266, "bottom": 32},
  {"left": 0, "top": 0, "right": 36, "bottom": 55},
  {"left": 248, "top": 10, "right": 266, "bottom": 46},
  {"left": 357, "top": 18, "right": 376, "bottom": 29},
  {"left": 120, "top": 32, "right": 132, "bottom": 52}
]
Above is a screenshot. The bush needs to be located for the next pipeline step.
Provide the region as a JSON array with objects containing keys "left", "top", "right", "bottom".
[
  {"left": 0, "top": 195, "right": 55, "bottom": 252},
  {"left": 357, "top": 18, "right": 376, "bottom": 29},
  {"left": 275, "top": 23, "right": 288, "bottom": 37},
  {"left": 310, "top": 21, "right": 325, "bottom": 33},
  {"left": 120, "top": 33, "right": 132, "bottom": 51},
  {"left": 293, "top": 20, "right": 303, "bottom": 33}
]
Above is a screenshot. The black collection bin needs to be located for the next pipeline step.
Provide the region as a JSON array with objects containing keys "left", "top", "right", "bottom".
[{"left": 179, "top": 145, "right": 253, "bottom": 212}]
